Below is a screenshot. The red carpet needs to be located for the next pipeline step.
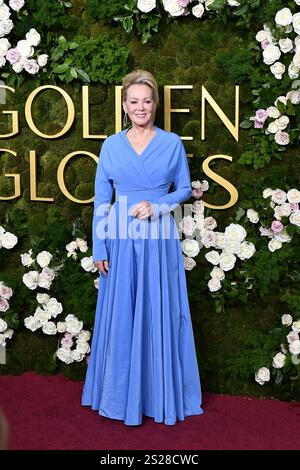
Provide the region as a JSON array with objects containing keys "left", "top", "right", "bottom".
[{"left": 0, "top": 371, "right": 299, "bottom": 450}]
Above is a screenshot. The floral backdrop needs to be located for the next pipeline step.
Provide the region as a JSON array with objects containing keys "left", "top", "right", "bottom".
[{"left": 0, "top": 0, "right": 299, "bottom": 401}]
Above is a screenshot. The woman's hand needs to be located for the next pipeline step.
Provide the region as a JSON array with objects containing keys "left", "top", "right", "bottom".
[
  {"left": 94, "top": 260, "right": 109, "bottom": 275},
  {"left": 130, "top": 200, "right": 153, "bottom": 219}
]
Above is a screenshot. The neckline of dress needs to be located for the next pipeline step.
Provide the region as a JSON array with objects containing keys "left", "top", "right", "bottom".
[{"left": 123, "top": 124, "right": 159, "bottom": 158}]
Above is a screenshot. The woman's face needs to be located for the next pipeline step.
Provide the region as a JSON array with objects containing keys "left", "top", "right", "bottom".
[{"left": 123, "top": 84, "right": 156, "bottom": 128}]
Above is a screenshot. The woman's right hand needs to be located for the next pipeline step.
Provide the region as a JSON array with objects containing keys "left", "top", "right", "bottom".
[{"left": 94, "top": 260, "right": 109, "bottom": 275}]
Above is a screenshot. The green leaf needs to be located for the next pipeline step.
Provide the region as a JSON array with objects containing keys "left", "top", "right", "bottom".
[
  {"left": 75, "top": 68, "right": 90, "bottom": 83},
  {"left": 52, "top": 63, "right": 70, "bottom": 73},
  {"left": 240, "top": 119, "right": 253, "bottom": 129}
]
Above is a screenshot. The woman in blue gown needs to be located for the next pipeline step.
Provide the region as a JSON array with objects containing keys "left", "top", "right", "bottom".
[{"left": 81, "top": 69, "right": 204, "bottom": 426}]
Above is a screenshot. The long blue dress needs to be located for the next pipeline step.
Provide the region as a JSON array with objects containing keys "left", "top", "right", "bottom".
[{"left": 81, "top": 124, "right": 204, "bottom": 425}]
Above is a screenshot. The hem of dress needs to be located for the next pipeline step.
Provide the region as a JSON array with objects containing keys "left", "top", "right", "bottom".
[{"left": 82, "top": 402, "right": 204, "bottom": 426}]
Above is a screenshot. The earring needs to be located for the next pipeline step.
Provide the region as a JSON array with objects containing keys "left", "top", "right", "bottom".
[{"left": 123, "top": 112, "right": 128, "bottom": 128}]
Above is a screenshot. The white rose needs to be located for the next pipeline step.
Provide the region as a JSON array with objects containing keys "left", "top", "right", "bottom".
[
  {"left": 37, "top": 53, "right": 48, "bottom": 67},
  {"left": 214, "top": 232, "right": 226, "bottom": 249},
  {"left": 205, "top": 250, "right": 220, "bottom": 266},
  {"left": 0, "top": 37, "right": 10, "bottom": 55},
  {"left": 292, "top": 320, "right": 300, "bottom": 332},
  {"left": 224, "top": 223, "right": 247, "bottom": 243},
  {"left": 266, "top": 106, "right": 280, "bottom": 119},
  {"left": 286, "top": 90, "right": 300, "bottom": 104},
  {"left": 287, "top": 330, "right": 299, "bottom": 343},
  {"left": 12, "top": 61, "right": 24, "bottom": 73},
  {"left": 275, "top": 96, "right": 288, "bottom": 107},
  {"left": 66, "top": 317, "right": 83, "bottom": 335},
  {"left": 20, "top": 252, "right": 34, "bottom": 267},
  {"left": 270, "top": 62, "right": 285, "bottom": 79},
  {"left": 192, "top": 3, "right": 204, "bottom": 18},
  {"left": 25, "top": 28, "right": 41, "bottom": 46},
  {"left": 9, "top": 0, "right": 25, "bottom": 11},
  {"left": 293, "top": 12, "right": 300, "bottom": 35},
  {"left": 81, "top": 256, "right": 97, "bottom": 272},
  {"left": 281, "top": 314, "right": 293, "bottom": 326},
  {"left": 76, "top": 341, "right": 90, "bottom": 354},
  {"left": 219, "top": 252, "right": 236, "bottom": 271},
  {"left": 71, "top": 350, "right": 84, "bottom": 362},
  {"left": 202, "top": 230, "right": 216, "bottom": 248},
  {"left": 0, "top": 297, "right": 9, "bottom": 312},
  {"left": 183, "top": 256, "right": 196, "bottom": 271},
  {"left": 223, "top": 240, "right": 241, "bottom": 254},
  {"left": 1, "top": 231, "right": 17, "bottom": 249},
  {"left": 293, "top": 52, "right": 300, "bottom": 68},
  {"left": 288, "top": 62, "right": 300, "bottom": 79},
  {"left": 23, "top": 271, "right": 39, "bottom": 290},
  {"left": 75, "top": 237, "right": 88, "bottom": 253},
  {"left": 200, "top": 180, "right": 209, "bottom": 192},
  {"left": 208, "top": 278, "right": 222, "bottom": 292},
  {"left": 162, "top": 0, "right": 185, "bottom": 16},
  {"left": 0, "top": 19, "right": 13, "bottom": 38},
  {"left": 263, "top": 188, "right": 273, "bottom": 198},
  {"left": 204, "top": 216, "right": 217, "bottom": 231},
  {"left": 256, "top": 30, "right": 267, "bottom": 42},
  {"left": 16, "top": 39, "right": 34, "bottom": 58},
  {"left": 275, "top": 115, "right": 289, "bottom": 130},
  {"left": 194, "top": 214, "right": 205, "bottom": 232},
  {"left": 192, "top": 200, "right": 205, "bottom": 214},
  {"left": 271, "top": 189, "right": 287, "bottom": 204},
  {"left": 36, "top": 250, "right": 53, "bottom": 268},
  {"left": 56, "top": 347, "right": 73, "bottom": 364},
  {"left": 267, "top": 121, "right": 280, "bottom": 134},
  {"left": 24, "top": 59, "right": 39, "bottom": 75},
  {"left": 279, "top": 202, "right": 292, "bottom": 217},
  {"left": 191, "top": 180, "right": 202, "bottom": 189},
  {"left": 289, "top": 339, "right": 300, "bottom": 355},
  {"left": 279, "top": 38, "right": 294, "bottom": 53},
  {"left": 36, "top": 293, "right": 50, "bottom": 304},
  {"left": 137, "top": 0, "right": 156, "bottom": 13},
  {"left": 44, "top": 298, "right": 63, "bottom": 318},
  {"left": 181, "top": 239, "right": 200, "bottom": 258},
  {"left": 34, "top": 307, "right": 51, "bottom": 325},
  {"left": 255, "top": 367, "right": 270, "bottom": 385},
  {"left": 57, "top": 322, "right": 66, "bottom": 333},
  {"left": 66, "top": 241, "right": 78, "bottom": 253},
  {"left": 268, "top": 238, "right": 282, "bottom": 252},
  {"left": 289, "top": 210, "right": 300, "bottom": 226},
  {"left": 287, "top": 188, "right": 300, "bottom": 203},
  {"left": 237, "top": 241, "right": 256, "bottom": 260},
  {"left": 272, "top": 352, "right": 286, "bottom": 369},
  {"left": 247, "top": 209, "right": 259, "bottom": 223},
  {"left": 274, "top": 228, "right": 292, "bottom": 243},
  {"left": 275, "top": 8, "right": 293, "bottom": 27},
  {"left": 24, "top": 315, "right": 41, "bottom": 331},
  {"left": 77, "top": 330, "right": 91, "bottom": 342},
  {"left": 42, "top": 321, "right": 57, "bottom": 335},
  {"left": 179, "top": 215, "right": 197, "bottom": 237},
  {"left": 0, "top": 3, "right": 10, "bottom": 20},
  {"left": 0, "top": 318, "right": 8, "bottom": 333},
  {"left": 263, "top": 44, "right": 281, "bottom": 65},
  {"left": 210, "top": 266, "right": 225, "bottom": 280}
]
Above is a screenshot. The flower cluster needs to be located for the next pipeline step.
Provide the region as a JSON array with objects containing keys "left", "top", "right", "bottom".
[
  {"left": 249, "top": 80, "right": 300, "bottom": 146},
  {"left": 24, "top": 292, "right": 91, "bottom": 364},
  {"left": 0, "top": 281, "right": 14, "bottom": 346},
  {"left": 0, "top": 225, "right": 17, "bottom": 250},
  {"left": 247, "top": 187, "right": 300, "bottom": 252},
  {"left": 137, "top": 0, "right": 239, "bottom": 19},
  {"left": 21, "top": 250, "right": 59, "bottom": 290},
  {"left": 255, "top": 313, "right": 300, "bottom": 386},
  {"left": 0, "top": 1, "right": 48, "bottom": 74},
  {"left": 66, "top": 238, "right": 98, "bottom": 288},
  {"left": 181, "top": 179, "right": 256, "bottom": 292}
]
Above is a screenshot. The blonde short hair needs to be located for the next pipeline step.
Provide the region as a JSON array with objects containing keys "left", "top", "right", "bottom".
[{"left": 122, "top": 69, "right": 159, "bottom": 107}]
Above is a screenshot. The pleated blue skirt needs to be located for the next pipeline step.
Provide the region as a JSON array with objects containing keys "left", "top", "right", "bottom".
[{"left": 81, "top": 200, "right": 204, "bottom": 425}]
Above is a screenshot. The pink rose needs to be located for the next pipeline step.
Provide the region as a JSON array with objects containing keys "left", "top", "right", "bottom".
[
  {"left": 290, "top": 202, "right": 299, "bottom": 212},
  {"left": 177, "top": 0, "right": 190, "bottom": 6},
  {"left": 0, "top": 284, "right": 13, "bottom": 299},
  {"left": 271, "top": 220, "right": 284, "bottom": 233},
  {"left": 0, "top": 298, "right": 9, "bottom": 312},
  {"left": 192, "top": 188, "right": 203, "bottom": 199},
  {"left": 261, "top": 39, "right": 270, "bottom": 50},
  {"left": 254, "top": 120, "right": 264, "bottom": 128},
  {"left": 255, "top": 109, "right": 268, "bottom": 123},
  {"left": 6, "top": 48, "right": 21, "bottom": 64}
]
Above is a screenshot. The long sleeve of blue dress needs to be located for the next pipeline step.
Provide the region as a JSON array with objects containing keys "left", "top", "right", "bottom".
[
  {"left": 150, "top": 137, "right": 192, "bottom": 221},
  {"left": 92, "top": 141, "right": 114, "bottom": 262}
]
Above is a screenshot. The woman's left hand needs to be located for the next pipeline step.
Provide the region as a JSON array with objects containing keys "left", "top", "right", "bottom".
[{"left": 130, "top": 200, "right": 153, "bottom": 219}]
